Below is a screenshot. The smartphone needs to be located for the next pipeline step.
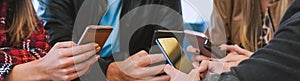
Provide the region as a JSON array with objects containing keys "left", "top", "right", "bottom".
[
  {"left": 152, "top": 30, "right": 184, "bottom": 46},
  {"left": 184, "top": 30, "right": 216, "bottom": 57},
  {"left": 156, "top": 37, "right": 194, "bottom": 74},
  {"left": 77, "top": 25, "right": 113, "bottom": 51}
]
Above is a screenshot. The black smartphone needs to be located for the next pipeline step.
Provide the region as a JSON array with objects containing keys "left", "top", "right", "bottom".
[
  {"left": 155, "top": 37, "right": 194, "bottom": 74},
  {"left": 184, "top": 30, "right": 223, "bottom": 58},
  {"left": 152, "top": 30, "right": 184, "bottom": 46}
]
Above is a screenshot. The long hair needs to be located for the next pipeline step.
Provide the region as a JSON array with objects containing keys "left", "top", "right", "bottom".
[
  {"left": 239, "top": 0, "right": 263, "bottom": 51},
  {"left": 270, "top": 0, "right": 294, "bottom": 29},
  {"left": 6, "top": 0, "right": 37, "bottom": 44}
]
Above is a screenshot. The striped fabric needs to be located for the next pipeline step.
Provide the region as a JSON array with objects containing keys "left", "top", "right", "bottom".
[{"left": 0, "top": 0, "right": 51, "bottom": 80}]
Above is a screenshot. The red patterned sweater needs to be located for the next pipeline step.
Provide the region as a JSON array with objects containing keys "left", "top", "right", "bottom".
[{"left": 0, "top": 0, "right": 51, "bottom": 80}]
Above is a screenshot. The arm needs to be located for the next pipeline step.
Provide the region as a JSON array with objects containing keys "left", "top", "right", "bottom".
[
  {"left": 219, "top": 10, "right": 300, "bottom": 81},
  {"left": 106, "top": 51, "right": 170, "bottom": 81},
  {"left": 37, "top": 0, "right": 83, "bottom": 46},
  {"left": 0, "top": 22, "right": 99, "bottom": 81},
  {"left": 0, "top": 24, "right": 51, "bottom": 80},
  {"left": 7, "top": 42, "right": 100, "bottom": 81},
  {"left": 204, "top": 3, "right": 300, "bottom": 80},
  {"left": 166, "top": 1, "right": 300, "bottom": 81},
  {"left": 37, "top": 0, "right": 114, "bottom": 78}
]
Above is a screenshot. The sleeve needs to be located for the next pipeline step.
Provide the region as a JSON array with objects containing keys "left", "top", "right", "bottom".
[
  {"left": 207, "top": 9, "right": 300, "bottom": 81},
  {"left": 37, "top": 0, "right": 79, "bottom": 46},
  {"left": 201, "top": 74, "right": 239, "bottom": 81},
  {"left": 37, "top": 0, "right": 113, "bottom": 77},
  {"left": 0, "top": 22, "right": 51, "bottom": 81}
]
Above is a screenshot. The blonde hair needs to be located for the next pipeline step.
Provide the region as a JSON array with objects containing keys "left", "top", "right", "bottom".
[
  {"left": 239, "top": 0, "right": 263, "bottom": 52},
  {"left": 6, "top": 0, "right": 38, "bottom": 44},
  {"left": 270, "top": 0, "right": 294, "bottom": 28}
]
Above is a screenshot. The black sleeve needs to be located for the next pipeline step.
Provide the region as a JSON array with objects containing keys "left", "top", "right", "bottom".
[
  {"left": 212, "top": 3, "right": 300, "bottom": 81},
  {"left": 120, "top": 0, "right": 183, "bottom": 54},
  {"left": 201, "top": 74, "right": 239, "bottom": 81},
  {"left": 37, "top": 0, "right": 83, "bottom": 46}
]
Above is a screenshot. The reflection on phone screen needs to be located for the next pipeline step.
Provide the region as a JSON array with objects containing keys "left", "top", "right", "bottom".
[{"left": 156, "top": 37, "right": 193, "bottom": 74}]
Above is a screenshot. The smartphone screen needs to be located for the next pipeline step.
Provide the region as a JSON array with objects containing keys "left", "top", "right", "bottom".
[
  {"left": 77, "top": 25, "right": 113, "bottom": 51},
  {"left": 156, "top": 37, "right": 194, "bottom": 74},
  {"left": 184, "top": 30, "right": 225, "bottom": 58},
  {"left": 184, "top": 30, "right": 212, "bottom": 57}
]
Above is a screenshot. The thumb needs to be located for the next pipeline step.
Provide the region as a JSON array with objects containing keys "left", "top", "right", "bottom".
[
  {"left": 164, "top": 64, "right": 179, "bottom": 78},
  {"left": 188, "top": 69, "right": 200, "bottom": 81},
  {"left": 198, "top": 60, "right": 210, "bottom": 73}
]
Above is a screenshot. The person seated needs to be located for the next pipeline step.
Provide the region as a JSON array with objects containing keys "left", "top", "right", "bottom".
[
  {"left": 37, "top": 0, "right": 182, "bottom": 80},
  {"left": 191, "top": 0, "right": 292, "bottom": 74},
  {"left": 164, "top": 0, "right": 300, "bottom": 80},
  {"left": 0, "top": 0, "right": 100, "bottom": 80}
]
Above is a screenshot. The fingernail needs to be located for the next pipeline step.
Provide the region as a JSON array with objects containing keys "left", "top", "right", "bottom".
[
  {"left": 94, "top": 44, "right": 99, "bottom": 47},
  {"left": 195, "top": 49, "right": 200, "bottom": 53},
  {"left": 96, "top": 55, "right": 100, "bottom": 60},
  {"left": 96, "top": 46, "right": 101, "bottom": 52},
  {"left": 164, "top": 64, "right": 171, "bottom": 72}
]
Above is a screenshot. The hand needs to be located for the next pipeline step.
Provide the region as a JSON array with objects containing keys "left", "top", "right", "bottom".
[
  {"left": 164, "top": 64, "right": 200, "bottom": 81},
  {"left": 216, "top": 44, "right": 252, "bottom": 72},
  {"left": 187, "top": 44, "right": 251, "bottom": 79},
  {"left": 198, "top": 53, "right": 249, "bottom": 79},
  {"left": 187, "top": 46, "right": 211, "bottom": 68},
  {"left": 107, "top": 50, "right": 170, "bottom": 81},
  {"left": 219, "top": 44, "right": 254, "bottom": 57},
  {"left": 197, "top": 60, "right": 224, "bottom": 79},
  {"left": 39, "top": 41, "right": 100, "bottom": 81}
]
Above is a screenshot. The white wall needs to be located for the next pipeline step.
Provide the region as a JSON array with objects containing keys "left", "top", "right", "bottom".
[
  {"left": 181, "top": 0, "right": 213, "bottom": 23},
  {"left": 32, "top": 0, "right": 39, "bottom": 12}
]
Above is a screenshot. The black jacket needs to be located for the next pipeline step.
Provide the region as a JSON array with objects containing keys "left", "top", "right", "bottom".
[
  {"left": 37, "top": 0, "right": 182, "bottom": 80},
  {"left": 205, "top": 1, "right": 300, "bottom": 81}
]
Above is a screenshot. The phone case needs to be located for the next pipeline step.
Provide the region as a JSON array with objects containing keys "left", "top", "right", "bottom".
[
  {"left": 155, "top": 37, "right": 194, "bottom": 74},
  {"left": 77, "top": 25, "right": 113, "bottom": 50}
]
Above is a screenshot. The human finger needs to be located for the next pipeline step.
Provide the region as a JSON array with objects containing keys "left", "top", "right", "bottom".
[
  {"left": 192, "top": 62, "right": 200, "bottom": 68},
  {"left": 64, "top": 55, "right": 99, "bottom": 75},
  {"left": 140, "top": 75, "right": 170, "bottom": 81},
  {"left": 192, "top": 55, "right": 211, "bottom": 62},
  {"left": 164, "top": 64, "right": 180, "bottom": 78},
  {"left": 53, "top": 41, "right": 76, "bottom": 49},
  {"left": 130, "top": 50, "right": 148, "bottom": 60},
  {"left": 187, "top": 69, "right": 200, "bottom": 81},
  {"left": 65, "top": 55, "right": 99, "bottom": 80},
  {"left": 187, "top": 45, "right": 200, "bottom": 55},
  {"left": 128, "top": 64, "right": 165, "bottom": 78},
  {"left": 197, "top": 60, "right": 210, "bottom": 73},
  {"left": 66, "top": 65, "right": 90, "bottom": 81},
  {"left": 66, "top": 43, "right": 98, "bottom": 56},
  {"left": 135, "top": 54, "right": 166, "bottom": 67},
  {"left": 71, "top": 49, "right": 97, "bottom": 64},
  {"left": 222, "top": 53, "right": 248, "bottom": 62},
  {"left": 220, "top": 44, "right": 253, "bottom": 56}
]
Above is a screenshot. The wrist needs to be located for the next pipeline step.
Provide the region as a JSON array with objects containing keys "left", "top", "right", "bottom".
[
  {"left": 33, "top": 59, "right": 50, "bottom": 80},
  {"left": 107, "top": 62, "right": 119, "bottom": 80},
  {"left": 106, "top": 62, "right": 130, "bottom": 81},
  {"left": 9, "top": 60, "right": 49, "bottom": 81}
]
